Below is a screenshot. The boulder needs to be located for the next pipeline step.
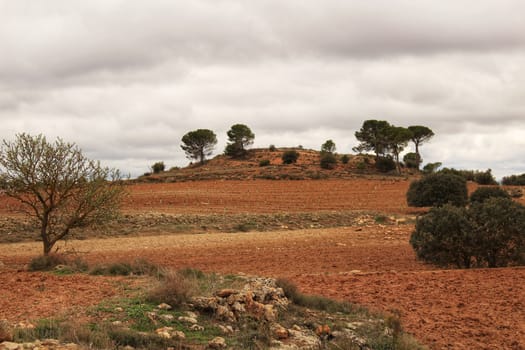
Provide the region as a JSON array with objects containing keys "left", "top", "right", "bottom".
[{"left": 207, "top": 337, "right": 227, "bottom": 349}]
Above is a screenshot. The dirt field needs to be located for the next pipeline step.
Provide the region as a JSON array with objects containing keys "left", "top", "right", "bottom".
[{"left": 1, "top": 179, "right": 524, "bottom": 349}]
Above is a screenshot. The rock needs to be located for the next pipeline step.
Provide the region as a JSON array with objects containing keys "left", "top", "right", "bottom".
[
  {"left": 215, "top": 305, "right": 235, "bottom": 322},
  {"left": 155, "top": 327, "right": 173, "bottom": 339},
  {"left": 207, "top": 337, "right": 227, "bottom": 349},
  {"left": 160, "top": 314, "right": 174, "bottom": 322},
  {"left": 217, "top": 325, "right": 234, "bottom": 335},
  {"left": 42, "top": 339, "right": 60, "bottom": 346},
  {"left": 264, "top": 304, "right": 277, "bottom": 322},
  {"left": 172, "top": 331, "right": 186, "bottom": 340},
  {"left": 273, "top": 325, "right": 289, "bottom": 340},
  {"left": 185, "top": 311, "right": 198, "bottom": 319},
  {"left": 157, "top": 303, "right": 172, "bottom": 310},
  {"left": 0, "top": 342, "right": 19, "bottom": 350},
  {"left": 111, "top": 321, "right": 123, "bottom": 326},
  {"left": 115, "top": 307, "right": 124, "bottom": 312},
  {"left": 122, "top": 346, "right": 135, "bottom": 350},
  {"left": 189, "top": 324, "right": 204, "bottom": 331},
  {"left": 177, "top": 316, "right": 198, "bottom": 324}
]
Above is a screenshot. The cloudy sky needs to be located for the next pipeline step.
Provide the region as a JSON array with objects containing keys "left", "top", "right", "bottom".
[{"left": 1, "top": 1, "right": 524, "bottom": 179}]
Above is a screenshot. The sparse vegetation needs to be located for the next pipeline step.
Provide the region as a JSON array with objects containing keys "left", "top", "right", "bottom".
[{"left": 151, "top": 161, "right": 165, "bottom": 174}]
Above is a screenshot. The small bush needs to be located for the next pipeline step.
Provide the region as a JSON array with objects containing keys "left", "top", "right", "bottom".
[
  {"left": 147, "top": 270, "right": 199, "bottom": 307},
  {"left": 407, "top": 173, "right": 468, "bottom": 207},
  {"left": 320, "top": 153, "right": 337, "bottom": 170},
  {"left": 474, "top": 169, "right": 497, "bottom": 185},
  {"left": 470, "top": 187, "right": 510, "bottom": 204},
  {"left": 410, "top": 205, "right": 474, "bottom": 268},
  {"left": 469, "top": 198, "right": 525, "bottom": 267},
  {"left": 90, "top": 259, "right": 160, "bottom": 276},
  {"left": 340, "top": 154, "right": 350, "bottom": 164},
  {"left": 269, "top": 144, "right": 276, "bottom": 152},
  {"left": 422, "top": 162, "right": 442, "bottom": 174},
  {"left": 281, "top": 150, "right": 299, "bottom": 164},
  {"left": 411, "top": 198, "right": 525, "bottom": 268},
  {"left": 259, "top": 159, "right": 270, "bottom": 167},
  {"left": 403, "top": 152, "right": 420, "bottom": 169},
  {"left": 276, "top": 278, "right": 358, "bottom": 314},
  {"left": 375, "top": 156, "right": 396, "bottom": 173},
  {"left": 151, "top": 162, "right": 165, "bottom": 174},
  {"left": 29, "top": 254, "right": 68, "bottom": 271}
]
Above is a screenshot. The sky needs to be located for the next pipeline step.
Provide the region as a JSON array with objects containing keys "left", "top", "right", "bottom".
[{"left": 1, "top": 1, "right": 524, "bottom": 180}]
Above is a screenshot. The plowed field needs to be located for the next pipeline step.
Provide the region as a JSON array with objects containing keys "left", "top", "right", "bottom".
[{"left": 1, "top": 179, "right": 524, "bottom": 349}]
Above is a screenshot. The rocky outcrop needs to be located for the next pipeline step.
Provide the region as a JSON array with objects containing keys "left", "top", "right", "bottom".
[{"left": 191, "top": 277, "right": 289, "bottom": 323}]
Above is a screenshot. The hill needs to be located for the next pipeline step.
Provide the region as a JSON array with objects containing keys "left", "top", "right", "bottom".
[{"left": 139, "top": 147, "right": 416, "bottom": 182}]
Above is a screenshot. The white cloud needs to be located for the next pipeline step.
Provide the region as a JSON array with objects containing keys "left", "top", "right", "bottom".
[{"left": 0, "top": 1, "right": 524, "bottom": 179}]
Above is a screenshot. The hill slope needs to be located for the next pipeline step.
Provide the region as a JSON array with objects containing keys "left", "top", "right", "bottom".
[{"left": 139, "top": 148, "right": 415, "bottom": 182}]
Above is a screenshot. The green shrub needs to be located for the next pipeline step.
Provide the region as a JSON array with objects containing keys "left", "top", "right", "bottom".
[
  {"left": 473, "top": 169, "right": 497, "bottom": 185},
  {"left": 469, "top": 198, "right": 525, "bottom": 267},
  {"left": 470, "top": 187, "right": 510, "bottom": 204},
  {"left": 403, "top": 152, "right": 420, "bottom": 169},
  {"left": 151, "top": 162, "right": 165, "bottom": 174},
  {"left": 89, "top": 259, "right": 160, "bottom": 276},
  {"left": 281, "top": 150, "right": 299, "bottom": 164},
  {"left": 375, "top": 156, "right": 396, "bottom": 173},
  {"left": 407, "top": 173, "right": 468, "bottom": 207},
  {"left": 410, "top": 205, "right": 473, "bottom": 268},
  {"left": 29, "top": 254, "right": 68, "bottom": 271},
  {"left": 320, "top": 153, "right": 337, "bottom": 170},
  {"left": 269, "top": 144, "right": 276, "bottom": 152},
  {"left": 411, "top": 198, "right": 525, "bottom": 268},
  {"left": 147, "top": 270, "right": 199, "bottom": 307},
  {"left": 259, "top": 159, "right": 270, "bottom": 167},
  {"left": 340, "top": 154, "right": 350, "bottom": 164}
]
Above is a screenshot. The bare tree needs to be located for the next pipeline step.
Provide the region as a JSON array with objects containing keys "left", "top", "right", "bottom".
[{"left": 0, "top": 133, "right": 126, "bottom": 255}]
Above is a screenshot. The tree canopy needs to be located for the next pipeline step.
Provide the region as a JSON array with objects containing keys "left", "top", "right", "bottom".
[
  {"left": 224, "top": 124, "right": 255, "bottom": 158},
  {"left": 321, "top": 139, "right": 336, "bottom": 154},
  {"left": 0, "top": 133, "right": 125, "bottom": 255},
  {"left": 407, "top": 125, "right": 434, "bottom": 168},
  {"left": 353, "top": 120, "right": 391, "bottom": 159},
  {"left": 181, "top": 129, "right": 218, "bottom": 164}
]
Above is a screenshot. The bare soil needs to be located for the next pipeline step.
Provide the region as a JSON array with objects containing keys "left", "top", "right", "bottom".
[{"left": 1, "top": 179, "right": 524, "bottom": 349}]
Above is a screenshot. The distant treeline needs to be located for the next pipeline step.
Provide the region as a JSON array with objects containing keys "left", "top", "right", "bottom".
[{"left": 502, "top": 173, "right": 525, "bottom": 186}]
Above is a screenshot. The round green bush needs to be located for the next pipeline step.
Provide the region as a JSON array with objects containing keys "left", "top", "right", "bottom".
[
  {"left": 375, "top": 156, "right": 396, "bottom": 173},
  {"left": 410, "top": 205, "right": 473, "bottom": 268},
  {"left": 403, "top": 152, "right": 420, "bottom": 169},
  {"left": 469, "top": 186, "right": 510, "bottom": 204},
  {"left": 282, "top": 150, "right": 299, "bottom": 164},
  {"left": 259, "top": 159, "right": 271, "bottom": 167},
  {"left": 320, "top": 153, "right": 337, "bottom": 170},
  {"left": 407, "top": 173, "right": 468, "bottom": 207},
  {"left": 469, "top": 197, "right": 525, "bottom": 267}
]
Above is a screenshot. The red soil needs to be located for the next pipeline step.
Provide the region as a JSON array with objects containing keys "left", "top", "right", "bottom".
[{"left": 1, "top": 179, "right": 525, "bottom": 349}]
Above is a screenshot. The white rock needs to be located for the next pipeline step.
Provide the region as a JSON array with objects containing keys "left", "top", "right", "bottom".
[{"left": 208, "top": 337, "right": 227, "bottom": 349}]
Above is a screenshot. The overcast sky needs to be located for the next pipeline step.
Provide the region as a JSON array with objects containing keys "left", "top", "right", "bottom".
[{"left": 1, "top": 1, "right": 524, "bottom": 179}]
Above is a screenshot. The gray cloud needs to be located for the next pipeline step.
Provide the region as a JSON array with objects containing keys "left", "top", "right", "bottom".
[{"left": 0, "top": 1, "right": 524, "bottom": 179}]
